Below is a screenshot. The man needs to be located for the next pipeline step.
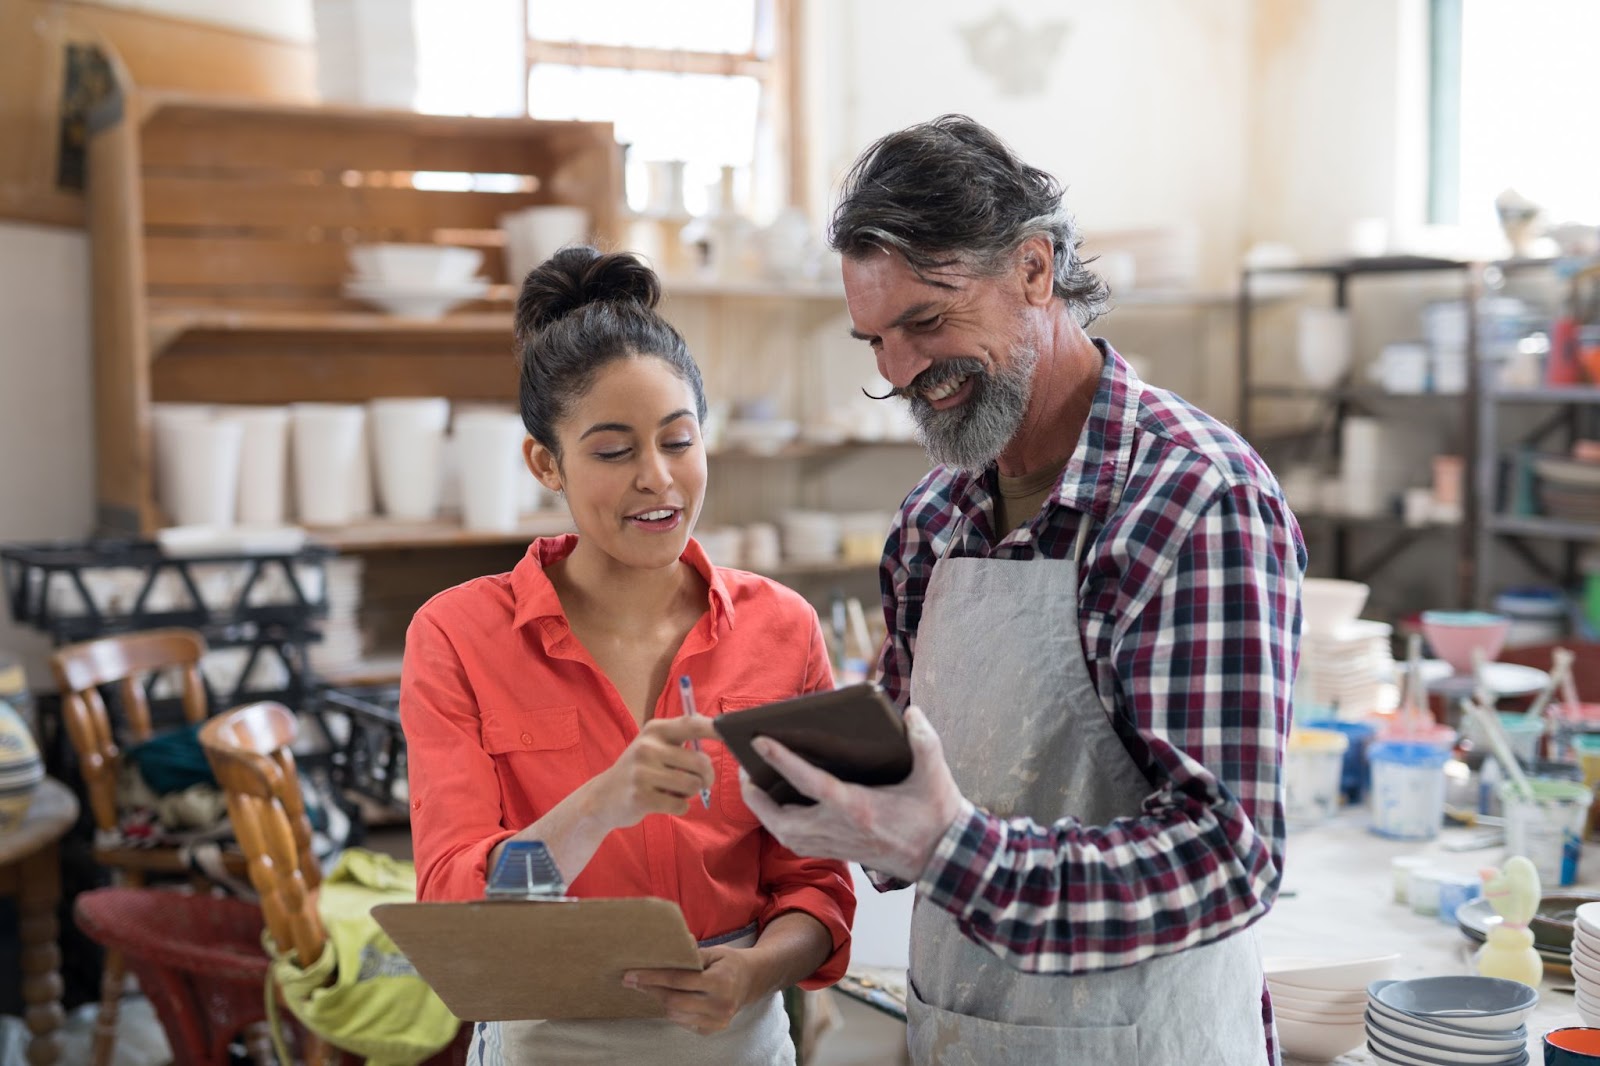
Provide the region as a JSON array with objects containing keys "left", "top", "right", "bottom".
[{"left": 740, "top": 116, "right": 1304, "bottom": 1064}]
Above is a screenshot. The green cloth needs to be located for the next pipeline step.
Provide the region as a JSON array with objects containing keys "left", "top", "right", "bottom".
[{"left": 268, "top": 849, "right": 459, "bottom": 1066}]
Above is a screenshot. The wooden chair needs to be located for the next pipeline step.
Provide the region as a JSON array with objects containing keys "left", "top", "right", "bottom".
[
  {"left": 199, "top": 702, "right": 467, "bottom": 1066},
  {"left": 51, "top": 626, "right": 250, "bottom": 1066}
]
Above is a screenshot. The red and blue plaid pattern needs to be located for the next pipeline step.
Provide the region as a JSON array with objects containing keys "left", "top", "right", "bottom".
[{"left": 877, "top": 344, "right": 1303, "bottom": 1060}]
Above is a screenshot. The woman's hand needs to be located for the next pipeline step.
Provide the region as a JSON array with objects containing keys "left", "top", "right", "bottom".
[
  {"left": 591, "top": 715, "right": 719, "bottom": 830},
  {"left": 623, "top": 945, "right": 761, "bottom": 1035}
]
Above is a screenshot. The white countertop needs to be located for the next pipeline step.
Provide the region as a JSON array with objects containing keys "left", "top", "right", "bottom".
[
  {"left": 841, "top": 809, "right": 1589, "bottom": 1062},
  {"left": 1265, "top": 810, "right": 1586, "bottom": 1064}
]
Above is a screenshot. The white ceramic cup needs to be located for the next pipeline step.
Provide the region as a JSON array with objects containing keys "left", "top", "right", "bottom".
[
  {"left": 290, "top": 403, "right": 366, "bottom": 526},
  {"left": 150, "top": 403, "right": 215, "bottom": 523},
  {"left": 216, "top": 405, "right": 290, "bottom": 526},
  {"left": 501, "top": 205, "right": 590, "bottom": 282},
  {"left": 163, "top": 417, "right": 244, "bottom": 527},
  {"left": 454, "top": 411, "right": 528, "bottom": 532},
  {"left": 369, "top": 397, "right": 451, "bottom": 521},
  {"left": 1296, "top": 306, "right": 1352, "bottom": 389}
]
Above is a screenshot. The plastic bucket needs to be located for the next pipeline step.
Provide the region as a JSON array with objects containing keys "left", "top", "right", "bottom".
[
  {"left": 1285, "top": 728, "right": 1350, "bottom": 826},
  {"left": 1368, "top": 741, "right": 1452, "bottom": 840},
  {"left": 1464, "top": 710, "right": 1545, "bottom": 766},
  {"left": 1500, "top": 777, "right": 1593, "bottom": 887}
]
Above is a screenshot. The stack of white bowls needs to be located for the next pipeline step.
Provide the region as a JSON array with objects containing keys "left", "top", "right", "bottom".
[
  {"left": 1571, "top": 901, "right": 1600, "bottom": 1023},
  {"left": 780, "top": 511, "right": 842, "bottom": 565},
  {"left": 308, "top": 557, "right": 365, "bottom": 677},
  {"left": 345, "top": 243, "right": 488, "bottom": 319},
  {"left": 1265, "top": 954, "right": 1396, "bottom": 1062},
  {"left": 1364, "top": 976, "right": 1535, "bottom": 1065}
]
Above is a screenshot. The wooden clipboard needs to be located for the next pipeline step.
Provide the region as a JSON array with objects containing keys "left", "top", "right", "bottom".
[{"left": 372, "top": 897, "right": 702, "bottom": 1021}]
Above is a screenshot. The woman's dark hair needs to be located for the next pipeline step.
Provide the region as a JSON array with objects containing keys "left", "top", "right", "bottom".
[
  {"left": 828, "top": 114, "right": 1108, "bottom": 327},
  {"left": 514, "top": 246, "right": 707, "bottom": 458}
]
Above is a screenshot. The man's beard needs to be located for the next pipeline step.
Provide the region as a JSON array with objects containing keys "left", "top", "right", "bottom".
[{"left": 905, "top": 346, "right": 1038, "bottom": 472}]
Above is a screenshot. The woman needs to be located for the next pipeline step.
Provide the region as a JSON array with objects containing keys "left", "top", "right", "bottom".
[{"left": 400, "top": 247, "right": 854, "bottom": 1065}]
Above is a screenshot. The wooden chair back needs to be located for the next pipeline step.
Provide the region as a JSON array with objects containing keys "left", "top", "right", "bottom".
[
  {"left": 198, "top": 701, "right": 326, "bottom": 969},
  {"left": 50, "top": 627, "right": 209, "bottom": 833}
]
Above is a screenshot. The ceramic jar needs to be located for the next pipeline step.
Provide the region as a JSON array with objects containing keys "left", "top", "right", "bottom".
[{"left": 0, "top": 692, "right": 43, "bottom": 833}]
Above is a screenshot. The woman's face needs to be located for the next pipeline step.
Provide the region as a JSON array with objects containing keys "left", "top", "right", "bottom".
[{"left": 530, "top": 355, "right": 706, "bottom": 573}]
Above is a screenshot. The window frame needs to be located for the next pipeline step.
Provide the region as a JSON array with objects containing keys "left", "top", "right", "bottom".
[{"left": 519, "top": 0, "right": 807, "bottom": 215}]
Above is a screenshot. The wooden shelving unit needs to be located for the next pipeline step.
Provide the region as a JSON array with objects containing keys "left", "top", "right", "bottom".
[{"left": 86, "top": 85, "right": 623, "bottom": 533}]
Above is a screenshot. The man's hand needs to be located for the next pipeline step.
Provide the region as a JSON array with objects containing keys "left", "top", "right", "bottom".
[
  {"left": 624, "top": 945, "right": 759, "bottom": 1035},
  {"left": 739, "top": 704, "right": 967, "bottom": 883}
]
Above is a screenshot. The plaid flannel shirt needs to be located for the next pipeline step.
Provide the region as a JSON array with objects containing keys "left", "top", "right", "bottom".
[{"left": 876, "top": 343, "right": 1304, "bottom": 1004}]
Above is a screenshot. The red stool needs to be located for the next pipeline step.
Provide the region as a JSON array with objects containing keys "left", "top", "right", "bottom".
[{"left": 74, "top": 887, "right": 469, "bottom": 1065}]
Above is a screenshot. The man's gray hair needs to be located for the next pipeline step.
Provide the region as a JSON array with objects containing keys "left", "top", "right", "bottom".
[{"left": 828, "top": 115, "right": 1108, "bottom": 327}]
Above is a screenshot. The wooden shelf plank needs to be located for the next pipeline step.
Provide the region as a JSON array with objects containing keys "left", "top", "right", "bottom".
[
  {"left": 308, "top": 514, "right": 573, "bottom": 551},
  {"left": 1492, "top": 387, "right": 1600, "bottom": 405}
]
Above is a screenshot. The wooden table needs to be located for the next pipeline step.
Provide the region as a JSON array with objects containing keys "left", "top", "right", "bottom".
[
  {"left": 838, "top": 810, "right": 1594, "bottom": 1063},
  {"left": 0, "top": 779, "right": 79, "bottom": 1066}
]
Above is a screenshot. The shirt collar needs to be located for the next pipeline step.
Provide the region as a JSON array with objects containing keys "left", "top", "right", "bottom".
[{"left": 511, "top": 534, "right": 736, "bottom": 631}]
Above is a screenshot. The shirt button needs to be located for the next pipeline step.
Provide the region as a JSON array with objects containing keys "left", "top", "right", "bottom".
[
  {"left": 411, "top": 798, "right": 422, "bottom": 810},
  {"left": 521, "top": 732, "right": 533, "bottom": 745}
]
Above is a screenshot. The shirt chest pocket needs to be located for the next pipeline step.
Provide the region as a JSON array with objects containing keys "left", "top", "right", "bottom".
[
  {"left": 480, "top": 705, "right": 581, "bottom": 755},
  {"left": 713, "top": 695, "right": 783, "bottom": 825}
]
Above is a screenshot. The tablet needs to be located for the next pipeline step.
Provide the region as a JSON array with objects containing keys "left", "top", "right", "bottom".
[{"left": 712, "top": 682, "right": 913, "bottom": 806}]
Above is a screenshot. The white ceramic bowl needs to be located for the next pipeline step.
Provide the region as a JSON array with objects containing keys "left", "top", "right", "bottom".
[
  {"left": 1276, "top": 1014, "right": 1366, "bottom": 1062},
  {"left": 1369, "top": 976, "right": 1537, "bottom": 1033},
  {"left": 343, "top": 277, "right": 489, "bottom": 319},
  {"left": 1265, "top": 953, "right": 1399, "bottom": 992},
  {"left": 1274, "top": 999, "right": 1365, "bottom": 1024},
  {"left": 348, "top": 243, "right": 484, "bottom": 286},
  {"left": 1577, "top": 901, "right": 1600, "bottom": 939},
  {"left": 1366, "top": 1024, "right": 1529, "bottom": 1066},
  {"left": 1571, "top": 948, "right": 1600, "bottom": 987},
  {"left": 1301, "top": 578, "right": 1371, "bottom": 634},
  {"left": 1269, "top": 982, "right": 1370, "bottom": 1010},
  {"left": 1362, "top": 1005, "right": 1526, "bottom": 1056}
]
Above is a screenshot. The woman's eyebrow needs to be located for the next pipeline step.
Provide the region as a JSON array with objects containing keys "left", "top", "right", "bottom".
[{"left": 578, "top": 410, "right": 695, "bottom": 441}]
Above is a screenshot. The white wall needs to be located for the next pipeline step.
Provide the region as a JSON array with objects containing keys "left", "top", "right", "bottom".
[
  {"left": 0, "top": 224, "right": 94, "bottom": 680},
  {"left": 808, "top": 0, "right": 1255, "bottom": 288},
  {"left": 88, "top": 0, "right": 313, "bottom": 42}
]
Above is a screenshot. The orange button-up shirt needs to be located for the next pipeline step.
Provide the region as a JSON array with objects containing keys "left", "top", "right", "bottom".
[{"left": 400, "top": 535, "right": 854, "bottom": 988}]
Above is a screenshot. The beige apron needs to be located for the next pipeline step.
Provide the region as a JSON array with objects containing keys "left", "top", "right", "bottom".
[
  {"left": 469, "top": 926, "right": 794, "bottom": 1066},
  {"left": 904, "top": 500, "right": 1272, "bottom": 1065}
]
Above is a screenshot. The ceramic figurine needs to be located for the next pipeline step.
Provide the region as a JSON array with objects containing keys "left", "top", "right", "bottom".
[
  {"left": 0, "top": 698, "right": 43, "bottom": 833},
  {"left": 1475, "top": 857, "right": 1543, "bottom": 988}
]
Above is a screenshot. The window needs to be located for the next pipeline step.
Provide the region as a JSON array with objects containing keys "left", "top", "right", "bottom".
[
  {"left": 1429, "top": 0, "right": 1600, "bottom": 238},
  {"left": 412, "top": 0, "right": 799, "bottom": 220}
]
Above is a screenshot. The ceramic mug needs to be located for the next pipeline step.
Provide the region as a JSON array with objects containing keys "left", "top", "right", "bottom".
[{"left": 1545, "top": 1025, "right": 1600, "bottom": 1063}]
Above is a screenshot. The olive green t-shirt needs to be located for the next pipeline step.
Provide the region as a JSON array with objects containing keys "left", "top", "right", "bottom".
[{"left": 994, "top": 460, "right": 1068, "bottom": 539}]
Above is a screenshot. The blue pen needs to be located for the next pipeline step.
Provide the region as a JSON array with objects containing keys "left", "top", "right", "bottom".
[{"left": 678, "top": 675, "right": 712, "bottom": 809}]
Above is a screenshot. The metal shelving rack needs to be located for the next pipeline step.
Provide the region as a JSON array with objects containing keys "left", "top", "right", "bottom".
[
  {"left": 1472, "top": 263, "right": 1600, "bottom": 605},
  {"left": 1237, "top": 256, "right": 1475, "bottom": 601}
]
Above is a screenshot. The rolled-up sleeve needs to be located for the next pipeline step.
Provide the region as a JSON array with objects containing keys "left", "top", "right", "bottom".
[
  {"left": 754, "top": 616, "right": 855, "bottom": 987},
  {"left": 400, "top": 611, "right": 518, "bottom": 901}
]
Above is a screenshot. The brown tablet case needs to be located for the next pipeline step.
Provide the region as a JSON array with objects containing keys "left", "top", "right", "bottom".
[{"left": 711, "top": 683, "right": 913, "bottom": 805}]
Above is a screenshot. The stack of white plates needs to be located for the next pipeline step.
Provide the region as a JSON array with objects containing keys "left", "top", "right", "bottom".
[
  {"left": 343, "top": 243, "right": 489, "bottom": 319},
  {"left": 1534, "top": 454, "right": 1600, "bottom": 523},
  {"left": 1300, "top": 619, "right": 1396, "bottom": 718},
  {"left": 1571, "top": 902, "right": 1600, "bottom": 1023},
  {"left": 1364, "top": 976, "right": 1534, "bottom": 1064},
  {"left": 308, "top": 557, "right": 365, "bottom": 676},
  {"left": 1266, "top": 954, "right": 1397, "bottom": 1062}
]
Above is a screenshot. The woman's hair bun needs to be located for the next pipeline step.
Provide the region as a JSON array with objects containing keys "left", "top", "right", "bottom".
[{"left": 514, "top": 246, "right": 661, "bottom": 339}]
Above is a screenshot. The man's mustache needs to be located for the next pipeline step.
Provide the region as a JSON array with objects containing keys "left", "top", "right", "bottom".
[{"left": 862, "top": 358, "right": 987, "bottom": 402}]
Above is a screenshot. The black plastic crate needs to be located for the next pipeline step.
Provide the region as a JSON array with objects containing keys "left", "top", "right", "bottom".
[
  {"left": 1, "top": 539, "right": 333, "bottom": 643},
  {"left": 314, "top": 684, "right": 408, "bottom": 812}
]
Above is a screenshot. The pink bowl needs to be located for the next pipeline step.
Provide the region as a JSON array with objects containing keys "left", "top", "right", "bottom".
[{"left": 1419, "top": 611, "right": 1510, "bottom": 675}]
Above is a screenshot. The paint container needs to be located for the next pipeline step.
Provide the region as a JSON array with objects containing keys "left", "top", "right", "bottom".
[
  {"left": 1368, "top": 740, "right": 1453, "bottom": 840},
  {"left": 1318, "top": 720, "right": 1377, "bottom": 803},
  {"left": 1390, "top": 855, "right": 1432, "bottom": 905},
  {"left": 1408, "top": 867, "right": 1445, "bottom": 916},
  {"left": 1499, "top": 777, "right": 1593, "bottom": 886},
  {"left": 1435, "top": 873, "right": 1482, "bottom": 923},
  {"left": 1285, "top": 728, "right": 1350, "bottom": 826}
]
